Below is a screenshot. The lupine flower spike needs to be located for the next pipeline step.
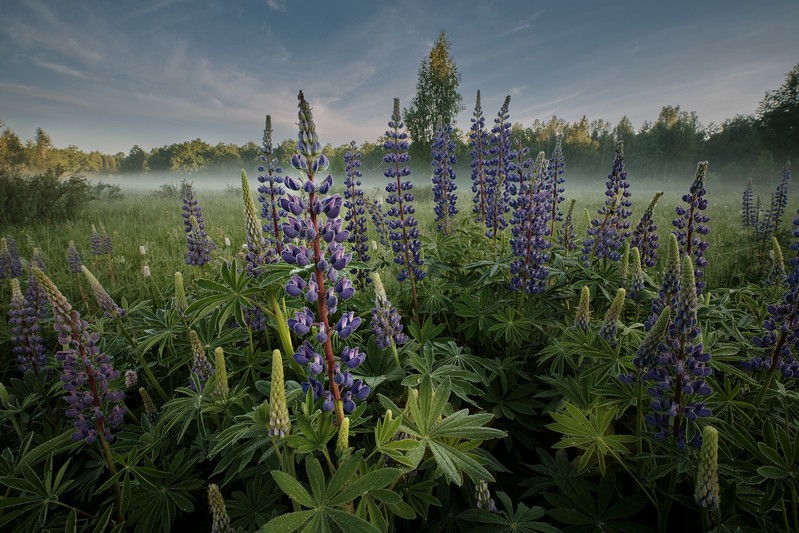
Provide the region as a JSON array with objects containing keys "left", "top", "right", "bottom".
[
  {"left": 343, "top": 141, "right": 371, "bottom": 287},
  {"left": 508, "top": 150, "right": 551, "bottom": 293},
  {"left": 626, "top": 306, "right": 671, "bottom": 379},
  {"left": 475, "top": 480, "right": 497, "bottom": 513},
  {"left": 67, "top": 240, "right": 82, "bottom": 274},
  {"left": 139, "top": 387, "right": 159, "bottom": 422},
  {"left": 336, "top": 417, "right": 351, "bottom": 459},
  {"left": 174, "top": 272, "right": 188, "bottom": 316},
  {"left": 384, "top": 97, "right": 424, "bottom": 322},
  {"left": 582, "top": 140, "right": 631, "bottom": 264},
  {"left": 547, "top": 136, "right": 566, "bottom": 244},
  {"left": 629, "top": 247, "right": 644, "bottom": 299},
  {"left": 241, "top": 170, "right": 273, "bottom": 274},
  {"left": 208, "top": 484, "right": 235, "bottom": 533},
  {"left": 742, "top": 178, "right": 755, "bottom": 228},
  {"left": 365, "top": 196, "right": 388, "bottom": 247},
  {"left": 766, "top": 236, "right": 788, "bottom": 287},
  {"left": 268, "top": 349, "right": 290, "bottom": 439},
  {"left": 370, "top": 273, "right": 408, "bottom": 367},
  {"left": 8, "top": 278, "right": 46, "bottom": 375},
  {"left": 574, "top": 286, "right": 591, "bottom": 332},
  {"left": 82, "top": 265, "right": 126, "bottom": 319},
  {"left": 469, "top": 90, "right": 491, "bottom": 225},
  {"left": 282, "top": 91, "right": 370, "bottom": 423},
  {"left": 647, "top": 233, "right": 682, "bottom": 330},
  {"left": 26, "top": 248, "right": 49, "bottom": 320},
  {"left": 431, "top": 118, "right": 458, "bottom": 236},
  {"left": 673, "top": 161, "right": 710, "bottom": 296},
  {"left": 632, "top": 191, "right": 663, "bottom": 268},
  {"left": 485, "top": 96, "right": 512, "bottom": 241},
  {"left": 32, "top": 267, "right": 126, "bottom": 444},
  {"left": 124, "top": 370, "right": 138, "bottom": 388},
  {"left": 182, "top": 183, "right": 216, "bottom": 267},
  {"left": 0, "top": 237, "right": 23, "bottom": 280},
  {"left": 257, "top": 115, "right": 286, "bottom": 255},
  {"left": 189, "top": 330, "right": 214, "bottom": 390},
  {"left": 90, "top": 225, "right": 103, "bottom": 256},
  {"left": 647, "top": 256, "right": 712, "bottom": 449},
  {"left": 599, "top": 288, "right": 626, "bottom": 348},
  {"left": 559, "top": 199, "right": 577, "bottom": 252},
  {"left": 758, "top": 162, "right": 791, "bottom": 242},
  {"left": 694, "top": 425, "right": 720, "bottom": 509},
  {"left": 214, "top": 347, "right": 229, "bottom": 399}
]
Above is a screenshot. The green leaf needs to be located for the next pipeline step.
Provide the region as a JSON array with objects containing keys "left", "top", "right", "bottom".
[
  {"left": 327, "top": 508, "right": 383, "bottom": 533},
  {"left": 757, "top": 465, "right": 788, "bottom": 479},
  {"left": 328, "top": 468, "right": 402, "bottom": 506},
  {"left": 271, "top": 471, "right": 316, "bottom": 508},
  {"left": 305, "top": 456, "right": 326, "bottom": 503},
  {"left": 260, "top": 510, "right": 316, "bottom": 533}
]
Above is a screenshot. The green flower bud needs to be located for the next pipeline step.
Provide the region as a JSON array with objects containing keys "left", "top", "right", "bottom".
[
  {"left": 139, "top": 387, "right": 159, "bottom": 423},
  {"left": 336, "top": 417, "right": 350, "bottom": 458},
  {"left": 574, "top": 286, "right": 591, "bottom": 332},
  {"left": 694, "top": 425, "right": 720, "bottom": 509},
  {"left": 174, "top": 272, "right": 188, "bottom": 316},
  {"left": 268, "top": 350, "right": 290, "bottom": 439},
  {"left": 599, "top": 288, "right": 626, "bottom": 345},
  {"left": 214, "top": 347, "right": 228, "bottom": 399},
  {"left": 208, "top": 483, "right": 234, "bottom": 533}
]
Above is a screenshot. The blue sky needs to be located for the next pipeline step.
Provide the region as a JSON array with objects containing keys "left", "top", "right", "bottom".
[{"left": 1, "top": 0, "right": 797, "bottom": 154}]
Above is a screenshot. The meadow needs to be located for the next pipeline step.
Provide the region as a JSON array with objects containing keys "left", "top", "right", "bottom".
[{"left": 0, "top": 99, "right": 797, "bottom": 533}]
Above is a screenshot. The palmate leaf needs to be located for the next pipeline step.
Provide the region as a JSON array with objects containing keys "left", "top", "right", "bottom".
[
  {"left": 264, "top": 455, "right": 401, "bottom": 533},
  {"left": 546, "top": 402, "right": 636, "bottom": 475},
  {"left": 378, "top": 375, "right": 506, "bottom": 486},
  {"left": 458, "top": 491, "right": 561, "bottom": 533}
]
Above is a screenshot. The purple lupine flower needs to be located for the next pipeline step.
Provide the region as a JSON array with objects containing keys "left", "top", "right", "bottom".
[
  {"left": 365, "top": 196, "right": 388, "bottom": 247},
  {"left": 646, "top": 256, "right": 712, "bottom": 449},
  {"left": 101, "top": 228, "right": 113, "bottom": 255},
  {"left": 32, "top": 267, "right": 126, "bottom": 444},
  {"left": 257, "top": 115, "right": 285, "bottom": 256},
  {"left": 26, "top": 248, "right": 49, "bottom": 320},
  {"left": 469, "top": 90, "right": 491, "bottom": 225},
  {"left": 431, "top": 119, "right": 458, "bottom": 236},
  {"left": 582, "top": 140, "right": 632, "bottom": 264},
  {"left": 646, "top": 233, "right": 681, "bottom": 330},
  {"left": 182, "top": 183, "right": 216, "bottom": 266},
  {"left": 672, "top": 162, "right": 710, "bottom": 296},
  {"left": 82, "top": 265, "right": 126, "bottom": 319},
  {"left": 0, "top": 237, "right": 24, "bottom": 279},
  {"left": 508, "top": 150, "right": 551, "bottom": 293},
  {"left": 67, "top": 240, "right": 83, "bottom": 274},
  {"left": 343, "top": 141, "right": 371, "bottom": 287},
  {"left": 89, "top": 225, "right": 103, "bottom": 255},
  {"left": 484, "top": 95, "right": 513, "bottom": 240},
  {"left": 631, "top": 191, "right": 663, "bottom": 269},
  {"left": 384, "top": 97, "right": 424, "bottom": 321},
  {"left": 758, "top": 162, "right": 791, "bottom": 242},
  {"left": 742, "top": 178, "right": 755, "bottom": 228},
  {"left": 547, "top": 136, "right": 566, "bottom": 244},
  {"left": 370, "top": 273, "right": 408, "bottom": 351},
  {"left": 282, "top": 91, "right": 369, "bottom": 422},
  {"left": 8, "top": 279, "right": 46, "bottom": 375},
  {"left": 559, "top": 199, "right": 577, "bottom": 252}
]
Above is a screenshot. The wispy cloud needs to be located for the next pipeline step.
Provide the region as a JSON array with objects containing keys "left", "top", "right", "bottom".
[
  {"left": 506, "top": 9, "right": 545, "bottom": 35},
  {"left": 32, "top": 59, "right": 88, "bottom": 78},
  {"left": 266, "top": 0, "right": 286, "bottom": 12}
]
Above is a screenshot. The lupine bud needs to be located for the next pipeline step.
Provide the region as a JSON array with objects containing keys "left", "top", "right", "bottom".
[
  {"left": 629, "top": 247, "right": 644, "bottom": 298},
  {"left": 175, "top": 272, "right": 188, "bottom": 316},
  {"left": 620, "top": 242, "right": 630, "bottom": 280},
  {"left": 66, "top": 240, "right": 83, "bottom": 275},
  {"left": 139, "top": 387, "right": 159, "bottom": 422},
  {"left": 758, "top": 162, "right": 790, "bottom": 241},
  {"left": 208, "top": 484, "right": 235, "bottom": 533},
  {"left": 241, "top": 170, "right": 274, "bottom": 273},
  {"left": 599, "top": 288, "right": 626, "bottom": 348},
  {"left": 646, "top": 233, "right": 681, "bottom": 330},
  {"left": 633, "top": 307, "right": 671, "bottom": 370},
  {"left": 125, "top": 370, "right": 138, "bottom": 388},
  {"left": 182, "top": 183, "right": 216, "bottom": 266},
  {"left": 89, "top": 225, "right": 103, "bottom": 255},
  {"left": 766, "top": 236, "right": 787, "bottom": 287},
  {"left": 632, "top": 191, "right": 663, "bottom": 268},
  {"left": 559, "top": 198, "right": 577, "bottom": 252},
  {"left": 189, "top": 330, "right": 214, "bottom": 389},
  {"left": 694, "top": 425, "right": 720, "bottom": 509},
  {"left": 214, "top": 347, "right": 229, "bottom": 398},
  {"left": 82, "top": 265, "right": 126, "bottom": 319},
  {"left": 336, "top": 417, "right": 350, "bottom": 458},
  {"left": 475, "top": 480, "right": 497, "bottom": 512},
  {"left": 268, "top": 350, "right": 290, "bottom": 438},
  {"left": 370, "top": 273, "right": 408, "bottom": 350},
  {"left": 574, "top": 286, "right": 591, "bottom": 332}
]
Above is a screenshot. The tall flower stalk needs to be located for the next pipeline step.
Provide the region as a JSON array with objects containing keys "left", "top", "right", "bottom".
[
  {"left": 631, "top": 191, "right": 663, "bottom": 268},
  {"left": 8, "top": 278, "right": 46, "bottom": 375},
  {"left": 281, "top": 91, "right": 370, "bottom": 424},
  {"left": 431, "top": 118, "right": 458, "bottom": 236},
  {"left": 82, "top": 265, "right": 126, "bottom": 319},
  {"left": 582, "top": 140, "right": 631, "bottom": 264},
  {"left": 646, "top": 234, "right": 681, "bottom": 330},
  {"left": 469, "top": 90, "right": 490, "bottom": 225},
  {"left": 26, "top": 248, "right": 49, "bottom": 320},
  {"left": 365, "top": 196, "right": 388, "bottom": 247},
  {"left": 257, "top": 114, "right": 286, "bottom": 255},
  {"left": 343, "top": 141, "right": 370, "bottom": 288},
  {"left": 508, "top": 150, "right": 551, "bottom": 293},
  {"left": 673, "top": 161, "right": 711, "bottom": 296},
  {"left": 559, "top": 199, "right": 577, "bottom": 252},
  {"left": 182, "top": 183, "right": 216, "bottom": 267},
  {"left": 485, "top": 95, "right": 512, "bottom": 241},
  {"left": 0, "top": 236, "right": 23, "bottom": 280},
  {"left": 742, "top": 178, "right": 755, "bottom": 228},
  {"left": 370, "top": 273, "right": 408, "bottom": 367},
  {"left": 241, "top": 170, "right": 273, "bottom": 274},
  {"left": 547, "top": 136, "right": 565, "bottom": 244},
  {"left": 383, "top": 97, "right": 424, "bottom": 323},
  {"left": 758, "top": 162, "right": 791, "bottom": 242}
]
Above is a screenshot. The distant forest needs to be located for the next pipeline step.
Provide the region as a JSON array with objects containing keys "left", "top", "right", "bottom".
[{"left": 1, "top": 64, "right": 796, "bottom": 185}]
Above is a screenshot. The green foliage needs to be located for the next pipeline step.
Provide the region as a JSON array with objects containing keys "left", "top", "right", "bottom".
[{"left": 0, "top": 168, "right": 91, "bottom": 224}]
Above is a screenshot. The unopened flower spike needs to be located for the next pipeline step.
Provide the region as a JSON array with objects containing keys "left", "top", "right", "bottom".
[
  {"left": 82, "top": 265, "right": 126, "bottom": 319},
  {"left": 214, "top": 347, "right": 229, "bottom": 398},
  {"left": 766, "top": 236, "right": 787, "bottom": 287},
  {"left": 189, "top": 330, "right": 214, "bottom": 390},
  {"left": 139, "top": 387, "right": 159, "bottom": 422},
  {"left": 574, "top": 285, "right": 591, "bottom": 332},
  {"left": 67, "top": 240, "right": 83, "bottom": 275},
  {"left": 475, "top": 480, "right": 497, "bottom": 513},
  {"left": 629, "top": 247, "right": 644, "bottom": 298},
  {"left": 182, "top": 183, "right": 216, "bottom": 266},
  {"left": 174, "top": 272, "right": 188, "bottom": 316},
  {"left": 559, "top": 198, "right": 577, "bottom": 252},
  {"left": 694, "top": 425, "right": 720, "bottom": 509},
  {"left": 632, "top": 191, "right": 663, "bottom": 268},
  {"left": 268, "top": 349, "right": 290, "bottom": 438},
  {"left": 208, "top": 484, "right": 235, "bottom": 533},
  {"left": 257, "top": 114, "right": 286, "bottom": 255},
  {"left": 599, "top": 288, "right": 626, "bottom": 348}
]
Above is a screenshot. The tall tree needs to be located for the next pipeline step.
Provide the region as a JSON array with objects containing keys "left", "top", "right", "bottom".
[
  {"left": 404, "top": 31, "right": 463, "bottom": 162},
  {"left": 757, "top": 63, "right": 799, "bottom": 161}
]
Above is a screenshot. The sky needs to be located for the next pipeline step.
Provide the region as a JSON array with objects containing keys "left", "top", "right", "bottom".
[{"left": 1, "top": 0, "right": 798, "bottom": 155}]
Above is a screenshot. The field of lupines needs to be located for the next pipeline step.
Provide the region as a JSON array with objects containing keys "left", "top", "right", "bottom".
[{"left": 0, "top": 91, "right": 797, "bottom": 533}]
